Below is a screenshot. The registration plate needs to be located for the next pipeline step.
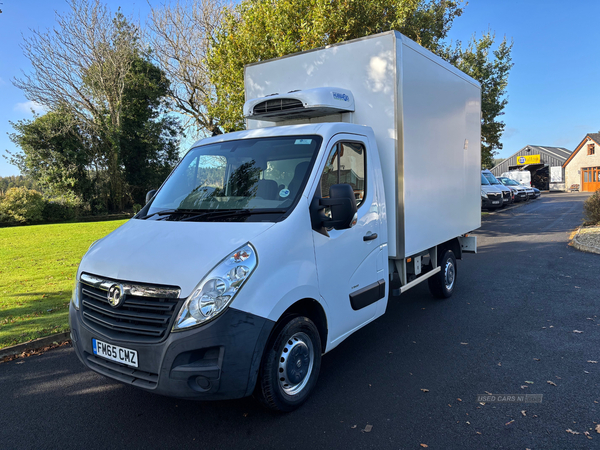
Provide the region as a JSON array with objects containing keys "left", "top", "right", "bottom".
[
  {"left": 492, "top": 201, "right": 500, "bottom": 205},
  {"left": 92, "top": 339, "right": 138, "bottom": 367}
]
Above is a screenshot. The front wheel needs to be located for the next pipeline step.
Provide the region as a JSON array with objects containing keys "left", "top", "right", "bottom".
[
  {"left": 256, "top": 316, "right": 322, "bottom": 412},
  {"left": 428, "top": 249, "right": 457, "bottom": 299}
]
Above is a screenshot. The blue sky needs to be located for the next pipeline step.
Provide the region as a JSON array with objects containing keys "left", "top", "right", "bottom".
[{"left": 1, "top": 0, "right": 599, "bottom": 176}]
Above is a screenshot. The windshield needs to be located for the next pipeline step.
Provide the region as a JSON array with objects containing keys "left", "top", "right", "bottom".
[
  {"left": 481, "top": 174, "right": 490, "bottom": 185},
  {"left": 483, "top": 172, "right": 500, "bottom": 185},
  {"left": 143, "top": 135, "right": 321, "bottom": 221},
  {"left": 500, "top": 178, "right": 520, "bottom": 186}
]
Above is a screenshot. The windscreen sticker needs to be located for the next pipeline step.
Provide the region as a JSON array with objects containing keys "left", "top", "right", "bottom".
[
  {"left": 279, "top": 188, "right": 290, "bottom": 198},
  {"left": 294, "top": 139, "right": 312, "bottom": 145}
]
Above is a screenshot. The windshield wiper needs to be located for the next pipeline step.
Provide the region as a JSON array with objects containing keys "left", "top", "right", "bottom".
[
  {"left": 139, "top": 209, "right": 199, "bottom": 220},
  {"left": 179, "top": 209, "right": 288, "bottom": 222}
]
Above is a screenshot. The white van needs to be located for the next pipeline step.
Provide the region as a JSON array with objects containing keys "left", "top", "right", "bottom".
[
  {"left": 501, "top": 170, "right": 531, "bottom": 187},
  {"left": 69, "top": 31, "right": 481, "bottom": 411}
]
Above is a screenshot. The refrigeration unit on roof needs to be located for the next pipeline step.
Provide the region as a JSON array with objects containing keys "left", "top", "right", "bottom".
[{"left": 243, "top": 87, "right": 355, "bottom": 122}]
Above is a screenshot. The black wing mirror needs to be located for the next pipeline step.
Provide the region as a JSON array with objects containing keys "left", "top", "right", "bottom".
[
  {"left": 145, "top": 189, "right": 157, "bottom": 204},
  {"left": 320, "top": 184, "right": 358, "bottom": 230}
]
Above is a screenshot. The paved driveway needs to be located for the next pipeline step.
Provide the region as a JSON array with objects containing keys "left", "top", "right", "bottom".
[{"left": 1, "top": 192, "right": 598, "bottom": 449}]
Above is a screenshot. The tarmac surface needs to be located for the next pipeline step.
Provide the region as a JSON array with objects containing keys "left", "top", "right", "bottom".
[{"left": 1, "top": 192, "right": 599, "bottom": 449}]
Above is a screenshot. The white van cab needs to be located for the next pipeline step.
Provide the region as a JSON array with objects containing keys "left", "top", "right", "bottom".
[{"left": 69, "top": 31, "right": 481, "bottom": 411}]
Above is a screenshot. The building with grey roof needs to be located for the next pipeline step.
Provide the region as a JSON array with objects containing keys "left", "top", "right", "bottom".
[{"left": 490, "top": 145, "right": 572, "bottom": 190}]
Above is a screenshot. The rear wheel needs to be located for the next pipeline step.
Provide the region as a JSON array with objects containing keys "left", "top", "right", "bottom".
[
  {"left": 428, "top": 249, "right": 457, "bottom": 299},
  {"left": 256, "top": 316, "right": 321, "bottom": 412}
]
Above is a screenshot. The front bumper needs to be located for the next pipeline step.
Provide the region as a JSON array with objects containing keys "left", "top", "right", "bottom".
[
  {"left": 70, "top": 305, "right": 275, "bottom": 400},
  {"left": 482, "top": 196, "right": 502, "bottom": 209},
  {"left": 514, "top": 192, "right": 527, "bottom": 202}
]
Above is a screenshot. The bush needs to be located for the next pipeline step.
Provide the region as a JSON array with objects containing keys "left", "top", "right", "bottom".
[
  {"left": 42, "top": 198, "right": 79, "bottom": 222},
  {"left": 0, "top": 187, "right": 45, "bottom": 224},
  {"left": 583, "top": 189, "right": 600, "bottom": 225},
  {"left": 89, "top": 197, "right": 108, "bottom": 216},
  {"left": 132, "top": 203, "right": 142, "bottom": 214}
]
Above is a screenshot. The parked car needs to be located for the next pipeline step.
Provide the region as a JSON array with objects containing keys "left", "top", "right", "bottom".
[
  {"left": 499, "top": 176, "right": 535, "bottom": 199},
  {"left": 482, "top": 169, "right": 512, "bottom": 205},
  {"left": 497, "top": 177, "right": 528, "bottom": 202},
  {"left": 522, "top": 184, "right": 536, "bottom": 199},
  {"left": 481, "top": 173, "right": 503, "bottom": 210},
  {"left": 532, "top": 187, "right": 541, "bottom": 198}
]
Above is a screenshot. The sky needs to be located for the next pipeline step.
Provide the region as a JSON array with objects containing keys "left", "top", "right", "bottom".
[{"left": 1, "top": 0, "right": 600, "bottom": 176}]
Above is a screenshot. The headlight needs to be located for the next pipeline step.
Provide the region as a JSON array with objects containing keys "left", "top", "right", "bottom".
[
  {"left": 173, "top": 243, "right": 258, "bottom": 331},
  {"left": 481, "top": 190, "right": 487, "bottom": 199}
]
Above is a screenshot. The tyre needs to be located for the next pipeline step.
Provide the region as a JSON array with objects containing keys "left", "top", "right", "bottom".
[
  {"left": 428, "top": 249, "right": 457, "bottom": 299},
  {"left": 256, "top": 316, "right": 322, "bottom": 412}
]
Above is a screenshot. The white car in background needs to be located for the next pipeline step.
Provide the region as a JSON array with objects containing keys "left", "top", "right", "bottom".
[
  {"left": 498, "top": 177, "right": 535, "bottom": 200},
  {"left": 497, "top": 177, "right": 529, "bottom": 202}
]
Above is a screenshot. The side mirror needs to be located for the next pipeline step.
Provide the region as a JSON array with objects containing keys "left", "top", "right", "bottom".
[
  {"left": 320, "top": 184, "right": 358, "bottom": 230},
  {"left": 146, "top": 189, "right": 157, "bottom": 204}
]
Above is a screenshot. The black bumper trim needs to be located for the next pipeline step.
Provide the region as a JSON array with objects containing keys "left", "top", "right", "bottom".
[
  {"left": 86, "top": 353, "right": 159, "bottom": 388},
  {"left": 70, "top": 305, "right": 276, "bottom": 400}
]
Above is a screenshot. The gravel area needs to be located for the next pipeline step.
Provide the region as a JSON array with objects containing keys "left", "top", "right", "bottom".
[{"left": 573, "top": 225, "right": 600, "bottom": 253}]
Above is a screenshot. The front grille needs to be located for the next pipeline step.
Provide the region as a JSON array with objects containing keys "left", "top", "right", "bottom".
[
  {"left": 486, "top": 192, "right": 501, "bottom": 199},
  {"left": 253, "top": 98, "right": 304, "bottom": 115},
  {"left": 80, "top": 273, "right": 181, "bottom": 343},
  {"left": 86, "top": 352, "right": 158, "bottom": 389}
]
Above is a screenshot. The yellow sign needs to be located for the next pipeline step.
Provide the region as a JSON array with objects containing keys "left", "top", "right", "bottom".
[{"left": 516, "top": 154, "right": 541, "bottom": 165}]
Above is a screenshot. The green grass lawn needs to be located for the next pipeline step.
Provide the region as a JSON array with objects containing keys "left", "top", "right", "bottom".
[{"left": 0, "top": 220, "right": 128, "bottom": 349}]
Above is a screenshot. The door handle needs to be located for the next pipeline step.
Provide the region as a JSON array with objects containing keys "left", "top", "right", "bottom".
[{"left": 363, "top": 233, "right": 378, "bottom": 241}]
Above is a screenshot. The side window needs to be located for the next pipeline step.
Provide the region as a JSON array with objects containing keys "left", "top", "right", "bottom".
[
  {"left": 319, "top": 142, "right": 366, "bottom": 217},
  {"left": 339, "top": 142, "right": 366, "bottom": 205}
]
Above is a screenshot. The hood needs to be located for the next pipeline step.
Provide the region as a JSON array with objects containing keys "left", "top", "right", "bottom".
[
  {"left": 79, "top": 219, "right": 275, "bottom": 297},
  {"left": 493, "top": 184, "right": 511, "bottom": 193},
  {"left": 482, "top": 185, "right": 502, "bottom": 194}
]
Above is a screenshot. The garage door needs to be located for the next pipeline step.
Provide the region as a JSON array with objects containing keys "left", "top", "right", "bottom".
[{"left": 582, "top": 167, "right": 600, "bottom": 192}]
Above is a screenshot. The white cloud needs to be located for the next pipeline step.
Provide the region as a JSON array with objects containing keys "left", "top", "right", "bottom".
[{"left": 14, "top": 101, "right": 48, "bottom": 115}]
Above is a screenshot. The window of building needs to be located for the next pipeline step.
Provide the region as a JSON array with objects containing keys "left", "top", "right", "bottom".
[
  {"left": 588, "top": 143, "right": 595, "bottom": 156},
  {"left": 320, "top": 142, "right": 366, "bottom": 218}
]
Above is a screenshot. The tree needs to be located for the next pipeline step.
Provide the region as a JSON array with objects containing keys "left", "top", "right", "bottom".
[
  {"left": 9, "top": 55, "right": 181, "bottom": 210},
  {"left": 147, "top": 0, "right": 226, "bottom": 136},
  {"left": 207, "top": 0, "right": 512, "bottom": 165},
  {"left": 0, "top": 176, "right": 37, "bottom": 195},
  {"left": 13, "top": 0, "right": 139, "bottom": 209},
  {"left": 119, "top": 57, "right": 181, "bottom": 205},
  {"left": 8, "top": 110, "right": 94, "bottom": 201},
  {"left": 13, "top": 1, "right": 181, "bottom": 210}
]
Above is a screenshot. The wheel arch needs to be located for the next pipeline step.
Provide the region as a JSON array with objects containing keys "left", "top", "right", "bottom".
[
  {"left": 439, "top": 237, "right": 462, "bottom": 260},
  {"left": 275, "top": 298, "right": 328, "bottom": 353}
]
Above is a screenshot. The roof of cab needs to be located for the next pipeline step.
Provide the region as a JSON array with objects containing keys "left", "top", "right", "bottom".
[{"left": 190, "top": 123, "right": 371, "bottom": 148}]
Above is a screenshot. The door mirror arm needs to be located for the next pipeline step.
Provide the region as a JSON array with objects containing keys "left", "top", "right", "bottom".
[{"left": 145, "top": 189, "right": 157, "bottom": 204}]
